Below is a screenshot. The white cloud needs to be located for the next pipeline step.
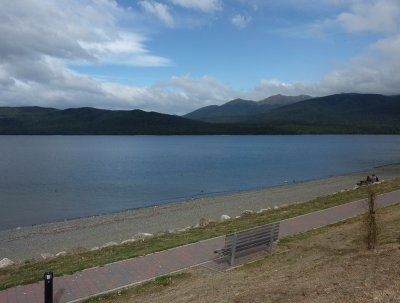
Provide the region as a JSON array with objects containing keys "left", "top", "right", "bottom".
[
  {"left": 78, "top": 33, "right": 171, "bottom": 66},
  {"left": 0, "top": 0, "right": 170, "bottom": 67},
  {"left": 139, "top": 1, "right": 175, "bottom": 27},
  {"left": 336, "top": 0, "right": 400, "bottom": 33},
  {"left": 0, "top": 0, "right": 175, "bottom": 111},
  {"left": 170, "top": 0, "right": 222, "bottom": 12},
  {"left": 159, "top": 75, "right": 234, "bottom": 102},
  {"left": 231, "top": 14, "right": 252, "bottom": 29},
  {"left": 310, "top": 0, "right": 400, "bottom": 35}
]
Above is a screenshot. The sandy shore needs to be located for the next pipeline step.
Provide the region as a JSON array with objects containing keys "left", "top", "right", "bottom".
[{"left": 1, "top": 164, "right": 400, "bottom": 262}]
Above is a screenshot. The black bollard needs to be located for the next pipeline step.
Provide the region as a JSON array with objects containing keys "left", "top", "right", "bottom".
[{"left": 44, "top": 272, "right": 53, "bottom": 303}]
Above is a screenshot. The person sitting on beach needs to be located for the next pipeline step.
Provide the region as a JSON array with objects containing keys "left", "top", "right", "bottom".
[
  {"left": 371, "top": 174, "right": 380, "bottom": 183},
  {"left": 366, "top": 175, "right": 372, "bottom": 183}
]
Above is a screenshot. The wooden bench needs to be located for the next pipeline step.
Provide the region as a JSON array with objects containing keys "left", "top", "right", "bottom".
[{"left": 214, "top": 221, "right": 280, "bottom": 266}]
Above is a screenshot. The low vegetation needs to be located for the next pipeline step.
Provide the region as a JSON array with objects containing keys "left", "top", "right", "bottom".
[{"left": 1, "top": 178, "right": 400, "bottom": 290}]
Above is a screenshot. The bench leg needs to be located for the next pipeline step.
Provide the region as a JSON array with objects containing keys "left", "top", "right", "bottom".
[
  {"left": 230, "top": 233, "right": 238, "bottom": 266},
  {"left": 267, "top": 225, "right": 276, "bottom": 253},
  {"left": 267, "top": 241, "right": 273, "bottom": 253}
]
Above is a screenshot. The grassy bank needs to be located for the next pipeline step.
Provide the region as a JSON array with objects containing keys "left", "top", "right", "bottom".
[
  {"left": 1, "top": 179, "right": 400, "bottom": 290},
  {"left": 84, "top": 197, "right": 400, "bottom": 302},
  {"left": 84, "top": 204, "right": 400, "bottom": 303}
]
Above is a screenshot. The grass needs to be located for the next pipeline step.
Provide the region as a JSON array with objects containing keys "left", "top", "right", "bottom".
[
  {"left": 1, "top": 178, "right": 400, "bottom": 291},
  {"left": 82, "top": 273, "right": 191, "bottom": 302}
]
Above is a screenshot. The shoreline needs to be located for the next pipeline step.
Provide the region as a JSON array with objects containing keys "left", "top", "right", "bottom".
[
  {"left": 4, "top": 162, "right": 396, "bottom": 231},
  {"left": 1, "top": 163, "right": 400, "bottom": 262}
]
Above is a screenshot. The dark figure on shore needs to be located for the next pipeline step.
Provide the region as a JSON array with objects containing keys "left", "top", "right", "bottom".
[
  {"left": 358, "top": 175, "right": 379, "bottom": 186},
  {"left": 371, "top": 174, "right": 379, "bottom": 182}
]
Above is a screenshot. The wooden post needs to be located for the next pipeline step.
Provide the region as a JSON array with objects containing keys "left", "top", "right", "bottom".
[{"left": 230, "top": 233, "right": 238, "bottom": 266}]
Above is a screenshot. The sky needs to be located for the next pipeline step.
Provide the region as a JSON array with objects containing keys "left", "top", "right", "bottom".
[{"left": 1, "top": 0, "right": 400, "bottom": 115}]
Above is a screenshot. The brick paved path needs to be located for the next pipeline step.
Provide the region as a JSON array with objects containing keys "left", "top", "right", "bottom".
[{"left": 1, "top": 190, "right": 399, "bottom": 303}]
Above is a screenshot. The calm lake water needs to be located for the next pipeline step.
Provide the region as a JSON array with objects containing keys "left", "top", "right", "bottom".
[{"left": 1, "top": 135, "right": 400, "bottom": 230}]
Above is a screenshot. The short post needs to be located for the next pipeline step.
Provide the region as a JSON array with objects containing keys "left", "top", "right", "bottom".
[
  {"left": 44, "top": 272, "right": 53, "bottom": 303},
  {"left": 230, "top": 233, "right": 238, "bottom": 266}
]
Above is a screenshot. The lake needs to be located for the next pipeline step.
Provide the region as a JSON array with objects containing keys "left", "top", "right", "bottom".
[{"left": 1, "top": 135, "right": 400, "bottom": 230}]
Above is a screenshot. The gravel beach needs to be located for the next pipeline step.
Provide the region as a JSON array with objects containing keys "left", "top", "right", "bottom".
[{"left": 1, "top": 164, "right": 400, "bottom": 262}]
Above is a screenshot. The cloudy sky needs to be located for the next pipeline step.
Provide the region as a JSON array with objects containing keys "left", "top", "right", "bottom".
[{"left": 1, "top": 0, "right": 399, "bottom": 114}]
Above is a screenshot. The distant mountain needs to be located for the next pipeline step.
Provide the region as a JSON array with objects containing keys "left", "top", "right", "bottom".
[
  {"left": 0, "top": 107, "right": 215, "bottom": 135},
  {"left": 1, "top": 93, "right": 399, "bottom": 135},
  {"left": 245, "top": 93, "right": 400, "bottom": 123},
  {"left": 184, "top": 94, "right": 312, "bottom": 123},
  {"left": 232, "top": 93, "right": 400, "bottom": 133},
  {"left": 257, "top": 94, "right": 312, "bottom": 106}
]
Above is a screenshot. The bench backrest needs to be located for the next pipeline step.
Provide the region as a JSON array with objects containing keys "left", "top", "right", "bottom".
[{"left": 221, "top": 222, "right": 280, "bottom": 265}]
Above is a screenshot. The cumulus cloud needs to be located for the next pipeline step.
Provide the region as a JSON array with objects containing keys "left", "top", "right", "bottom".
[
  {"left": 0, "top": 0, "right": 170, "bottom": 66},
  {"left": 100, "top": 75, "right": 234, "bottom": 114},
  {"left": 308, "top": 0, "right": 400, "bottom": 96},
  {"left": 139, "top": 1, "right": 175, "bottom": 28},
  {"left": 231, "top": 14, "right": 252, "bottom": 29},
  {"left": 78, "top": 33, "right": 171, "bottom": 66},
  {"left": 0, "top": 0, "right": 172, "bottom": 110},
  {"left": 336, "top": 0, "right": 400, "bottom": 33},
  {"left": 170, "top": 0, "right": 222, "bottom": 12}
]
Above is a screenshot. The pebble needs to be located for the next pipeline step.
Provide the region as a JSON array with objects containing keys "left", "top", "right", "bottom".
[
  {"left": 0, "top": 258, "right": 14, "bottom": 268},
  {"left": 121, "top": 239, "right": 136, "bottom": 244},
  {"left": 220, "top": 214, "right": 231, "bottom": 222},
  {"left": 177, "top": 226, "right": 191, "bottom": 232},
  {"left": 40, "top": 253, "right": 54, "bottom": 260},
  {"left": 135, "top": 233, "right": 153, "bottom": 239},
  {"left": 55, "top": 251, "right": 67, "bottom": 257},
  {"left": 101, "top": 242, "right": 118, "bottom": 248}
]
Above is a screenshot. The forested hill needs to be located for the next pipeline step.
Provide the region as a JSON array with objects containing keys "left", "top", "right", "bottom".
[
  {"left": 241, "top": 93, "right": 400, "bottom": 126},
  {"left": 1, "top": 93, "right": 400, "bottom": 134},
  {"left": 185, "top": 93, "right": 400, "bottom": 134},
  {"left": 0, "top": 106, "right": 285, "bottom": 135},
  {"left": 0, "top": 107, "right": 214, "bottom": 135}
]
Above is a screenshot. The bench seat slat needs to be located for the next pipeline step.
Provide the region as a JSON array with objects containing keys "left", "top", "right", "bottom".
[
  {"left": 225, "top": 223, "right": 279, "bottom": 237},
  {"left": 224, "top": 234, "right": 278, "bottom": 250},
  {"left": 225, "top": 228, "right": 279, "bottom": 245},
  {"left": 226, "top": 223, "right": 278, "bottom": 238}
]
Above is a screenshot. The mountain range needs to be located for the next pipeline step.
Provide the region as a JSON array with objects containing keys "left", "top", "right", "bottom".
[
  {"left": 0, "top": 93, "right": 399, "bottom": 134},
  {"left": 184, "top": 94, "right": 312, "bottom": 123}
]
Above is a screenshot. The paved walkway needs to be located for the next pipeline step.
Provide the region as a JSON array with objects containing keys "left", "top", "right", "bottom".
[{"left": 1, "top": 190, "right": 399, "bottom": 303}]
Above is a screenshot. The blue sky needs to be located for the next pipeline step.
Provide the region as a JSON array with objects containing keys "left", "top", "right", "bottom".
[{"left": 1, "top": 0, "right": 399, "bottom": 114}]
